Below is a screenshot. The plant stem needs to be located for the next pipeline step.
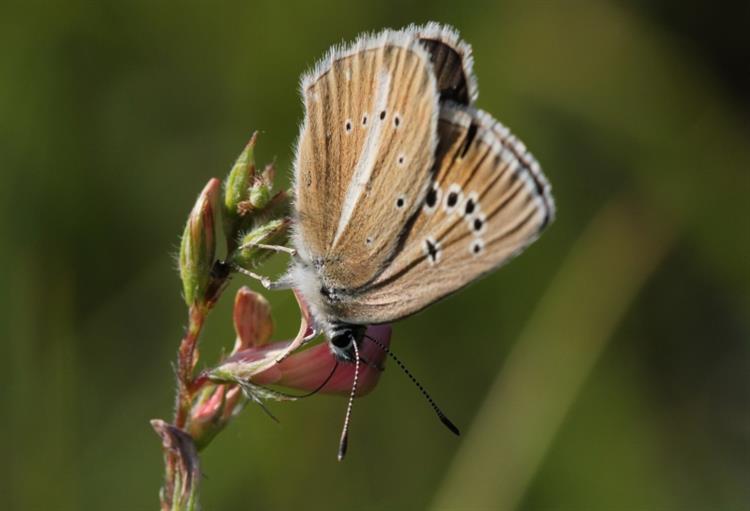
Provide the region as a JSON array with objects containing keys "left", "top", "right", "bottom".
[
  {"left": 159, "top": 305, "right": 206, "bottom": 510},
  {"left": 175, "top": 305, "right": 206, "bottom": 428}
]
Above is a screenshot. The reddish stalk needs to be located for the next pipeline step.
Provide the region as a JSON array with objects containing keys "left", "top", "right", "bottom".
[{"left": 160, "top": 305, "right": 207, "bottom": 510}]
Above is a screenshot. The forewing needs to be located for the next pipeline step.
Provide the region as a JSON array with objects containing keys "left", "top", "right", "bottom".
[
  {"left": 293, "top": 29, "right": 440, "bottom": 290},
  {"left": 337, "top": 103, "right": 555, "bottom": 324}
]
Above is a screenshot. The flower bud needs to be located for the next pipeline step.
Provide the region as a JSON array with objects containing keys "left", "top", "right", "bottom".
[
  {"left": 187, "top": 384, "right": 243, "bottom": 450},
  {"left": 232, "top": 287, "right": 274, "bottom": 350},
  {"left": 231, "top": 218, "right": 289, "bottom": 271},
  {"left": 247, "top": 162, "right": 275, "bottom": 210},
  {"left": 179, "top": 178, "right": 220, "bottom": 307},
  {"left": 202, "top": 288, "right": 391, "bottom": 444},
  {"left": 187, "top": 287, "right": 275, "bottom": 449},
  {"left": 151, "top": 419, "right": 201, "bottom": 510},
  {"left": 223, "top": 133, "right": 257, "bottom": 241}
]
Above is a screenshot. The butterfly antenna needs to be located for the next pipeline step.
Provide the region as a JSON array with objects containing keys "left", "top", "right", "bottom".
[
  {"left": 365, "top": 334, "right": 460, "bottom": 436},
  {"left": 337, "top": 340, "right": 360, "bottom": 461}
]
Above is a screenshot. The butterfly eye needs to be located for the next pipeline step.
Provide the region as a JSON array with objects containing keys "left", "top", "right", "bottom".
[
  {"left": 331, "top": 332, "right": 353, "bottom": 350},
  {"left": 395, "top": 196, "right": 405, "bottom": 209}
]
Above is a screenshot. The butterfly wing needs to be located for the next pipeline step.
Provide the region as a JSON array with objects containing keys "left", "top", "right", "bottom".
[
  {"left": 414, "top": 22, "right": 478, "bottom": 105},
  {"left": 335, "top": 102, "right": 555, "bottom": 324},
  {"left": 293, "top": 29, "right": 440, "bottom": 290}
]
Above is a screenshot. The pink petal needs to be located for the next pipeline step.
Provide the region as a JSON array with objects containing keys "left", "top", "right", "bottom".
[
  {"left": 275, "top": 325, "right": 392, "bottom": 396},
  {"left": 232, "top": 287, "right": 274, "bottom": 349}
]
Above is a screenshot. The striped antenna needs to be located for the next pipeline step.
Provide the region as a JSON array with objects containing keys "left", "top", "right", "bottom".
[
  {"left": 365, "top": 334, "right": 460, "bottom": 436},
  {"left": 337, "top": 340, "right": 360, "bottom": 461}
]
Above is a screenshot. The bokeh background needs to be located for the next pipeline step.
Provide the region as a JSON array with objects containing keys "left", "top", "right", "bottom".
[{"left": 2, "top": 0, "right": 749, "bottom": 510}]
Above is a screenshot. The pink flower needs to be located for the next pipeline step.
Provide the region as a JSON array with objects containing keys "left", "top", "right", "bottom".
[
  {"left": 191, "top": 287, "right": 391, "bottom": 447},
  {"left": 213, "top": 287, "right": 391, "bottom": 397},
  {"left": 232, "top": 285, "right": 274, "bottom": 350},
  {"left": 226, "top": 324, "right": 391, "bottom": 396}
]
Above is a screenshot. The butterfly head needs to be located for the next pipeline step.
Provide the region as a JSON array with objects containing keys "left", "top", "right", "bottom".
[{"left": 328, "top": 323, "right": 367, "bottom": 363}]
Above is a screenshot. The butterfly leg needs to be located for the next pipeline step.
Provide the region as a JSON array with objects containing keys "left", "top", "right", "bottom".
[
  {"left": 239, "top": 241, "right": 297, "bottom": 257},
  {"left": 232, "top": 265, "right": 294, "bottom": 290},
  {"left": 233, "top": 265, "right": 274, "bottom": 289},
  {"left": 275, "top": 289, "right": 318, "bottom": 363}
]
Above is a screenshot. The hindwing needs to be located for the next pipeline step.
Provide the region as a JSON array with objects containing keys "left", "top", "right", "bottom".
[{"left": 334, "top": 103, "right": 555, "bottom": 324}]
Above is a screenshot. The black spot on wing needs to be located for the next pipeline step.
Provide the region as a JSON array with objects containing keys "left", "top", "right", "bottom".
[
  {"left": 460, "top": 121, "right": 479, "bottom": 158},
  {"left": 473, "top": 217, "right": 483, "bottom": 232},
  {"left": 425, "top": 187, "right": 438, "bottom": 208},
  {"left": 425, "top": 238, "right": 439, "bottom": 263},
  {"left": 447, "top": 191, "right": 458, "bottom": 207}
]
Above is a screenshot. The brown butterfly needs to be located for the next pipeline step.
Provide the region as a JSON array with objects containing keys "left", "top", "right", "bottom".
[
  {"left": 284, "top": 23, "right": 554, "bottom": 359},
  {"left": 241, "top": 23, "right": 555, "bottom": 458}
]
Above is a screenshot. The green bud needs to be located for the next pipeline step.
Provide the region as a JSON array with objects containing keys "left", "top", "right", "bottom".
[
  {"left": 179, "top": 178, "right": 220, "bottom": 307},
  {"left": 223, "top": 133, "right": 257, "bottom": 242},
  {"left": 248, "top": 181, "right": 270, "bottom": 209},
  {"left": 231, "top": 219, "right": 289, "bottom": 270},
  {"left": 247, "top": 162, "right": 276, "bottom": 209}
]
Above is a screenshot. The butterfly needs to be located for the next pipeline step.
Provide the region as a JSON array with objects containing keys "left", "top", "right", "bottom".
[
  {"left": 236, "top": 23, "right": 555, "bottom": 456},
  {"left": 277, "top": 22, "right": 555, "bottom": 362}
]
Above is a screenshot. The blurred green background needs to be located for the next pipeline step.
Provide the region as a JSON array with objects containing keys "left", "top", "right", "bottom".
[{"left": 2, "top": 0, "right": 749, "bottom": 510}]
